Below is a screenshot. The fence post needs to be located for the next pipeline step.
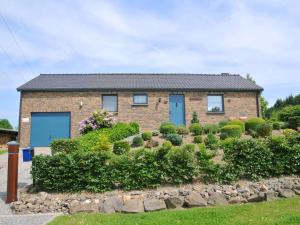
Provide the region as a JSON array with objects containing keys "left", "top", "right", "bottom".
[{"left": 6, "top": 141, "right": 19, "bottom": 204}]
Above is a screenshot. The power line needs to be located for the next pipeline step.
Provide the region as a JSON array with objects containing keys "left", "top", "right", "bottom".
[{"left": 0, "top": 11, "right": 35, "bottom": 75}]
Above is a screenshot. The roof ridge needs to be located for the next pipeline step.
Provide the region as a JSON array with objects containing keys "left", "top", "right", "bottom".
[{"left": 39, "top": 73, "right": 240, "bottom": 76}]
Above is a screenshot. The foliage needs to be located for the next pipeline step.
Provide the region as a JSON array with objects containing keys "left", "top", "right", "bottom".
[
  {"left": 191, "top": 111, "right": 199, "bottom": 123},
  {"left": 132, "top": 136, "right": 144, "bottom": 147},
  {"left": 176, "top": 125, "right": 189, "bottom": 136},
  {"left": 203, "top": 124, "right": 218, "bottom": 134},
  {"left": 260, "top": 96, "right": 268, "bottom": 118},
  {"left": 145, "top": 139, "right": 159, "bottom": 148},
  {"left": 159, "top": 122, "right": 176, "bottom": 135},
  {"left": 113, "top": 141, "right": 130, "bottom": 155},
  {"left": 227, "top": 119, "right": 245, "bottom": 132},
  {"left": 92, "top": 134, "right": 112, "bottom": 152},
  {"left": 220, "top": 125, "right": 242, "bottom": 140},
  {"left": 282, "top": 129, "right": 298, "bottom": 137},
  {"left": 152, "top": 130, "right": 159, "bottom": 136},
  {"left": 79, "top": 110, "right": 116, "bottom": 134},
  {"left": 141, "top": 131, "right": 152, "bottom": 141},
  {"left": 193, "top": 135, "right": 203, "bottom": 144},
  {"left": 266, "top": 94, "right": 300, "bottom": 118},
  {"left": 245, "top": 117, "right": 265, "bottom": 132},
  {"left": 78, "top": 122, "right": 139, "bottom": 151},
  {"left": 129, "top": 122, "right": 140, "bottom": 134},
  {"left": 50, "top": 139, "right": 81, "bottom": 155},
  {"left": 189, "top": 123, "right": 202, "bottom": 135},
  {"left": 288, "top": 116, "right": 300, "bottom": 129},
  {"left": 218, "top": 120, "right": 228, "bottom": 128},
  {"left": 165, "top": 134, "right": 183, "bottom": 146},
  {"left": 256, "top": 122, "right": 273, "bottom": 137},
  {"left": 0, "top": 119, "right": 13, "bottom": 130},
  {"left": 277, "top": 105, "right": 300, "bottom": 122},
  {"left": 182, "top": 144, "right": 195, "bottom": 153},
  {"left": 204, "top": 133, "right": 218, "bottom": 150},
  {"left": 272, "top": 121, "right": 281, "bottom": 130}
]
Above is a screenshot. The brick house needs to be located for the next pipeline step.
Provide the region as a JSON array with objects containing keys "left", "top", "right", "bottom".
[
  {"left": 17, "top": 73, "right": 263, "bottom": 147},
  {"left": 0, "top": 128, "right": 18, "bottom": 149}
]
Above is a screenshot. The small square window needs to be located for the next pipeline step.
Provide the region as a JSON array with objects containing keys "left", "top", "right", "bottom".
[
  {"left": 207, "top": 95, "right": 224, "bottom": 112},
  {"left": 133, "top": 94, "right": 148, "bottom": 105},
  {"left": 102, "top": 95, "right": 117, "bottom": 112}
]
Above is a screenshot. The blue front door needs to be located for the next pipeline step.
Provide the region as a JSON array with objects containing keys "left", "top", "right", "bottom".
[
  {"left": 169, "top": 95, "right": 185, "bottom": 125},
  {"left": 30, "top": 112, "right": 70, "bottom": 147}
]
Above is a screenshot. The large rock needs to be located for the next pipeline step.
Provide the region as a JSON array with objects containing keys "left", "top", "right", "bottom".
[
  {"left": 69, "top": 203, "right": 99, "bottom": 214},
  {"left": 279, "top": 189, "right": 296, "bottom": 198},
  {"left": 264, "top": 191, "right": 279, "bottom": 201},
  {"left": 184, "top": 192, "right": 207, "bottom": 207},
  {"left": 122, "top": 198, "right": 144, "bottom": 213},
  {"left": 144, "top": 198, "right": 166, "bottom": 212},
  {"left": 165, "top": 196, "right": 184, "bottom": 209},
  {"left": 247, "top": 193, "right": 265, "bottom": 202},
  {"left": 207, "top": 192, "right": 228, "bottom": 206},
  {"left": 37, "top": 192, "right": 48, "bottom": 201},
  {"left": 228, "top": 196, "right": 245, "bottom": 204},
  {"left": 101, "top": 196, "right": 123, "bottom": 213}
]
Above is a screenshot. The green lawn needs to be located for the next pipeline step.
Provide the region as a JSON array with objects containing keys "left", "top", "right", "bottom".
[
  {"left": 49, "top": 196, "right": 300, "bottom": 225},
  {"left": 0, "top": 149, "right": 7, "bottom": 155}
]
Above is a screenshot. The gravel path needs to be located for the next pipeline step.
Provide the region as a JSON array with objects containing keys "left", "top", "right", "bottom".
[{"left": 0, "top": 148, "right": 59, "bottom": 225}]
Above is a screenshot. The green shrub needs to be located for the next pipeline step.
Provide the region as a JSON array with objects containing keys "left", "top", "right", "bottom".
[
  {"left": 189, "top": 123, "right": 202, "bottom": 135},
  {"left": 176, "top": 126, "right": 189, "bottom": 136},
  {"left": 132, "top": 136, "right": 144, "bottom": 147},
  {"left": 288, "top": 116, "right": 300, "bottom": 129},
  {"left": 162, "top": 141, "right": 172, "bottom": 150},
  {"left": 245, "top": 118, "right": 265, "bottom": 132},
  {"left": 277, "top": 105, "right": 300, "bottom": 122},
  {"left": 191, "top": 112, "right": 199, "bottom": 123},
  {"left": 218, "top": 120, "right": 228, "bottom": 128},
  {"left": 50, "top": 139, "right": 81, "bottom": 155},
  {"left": 165, "top": 134, "right": 182, "bottom": 146},
  {"left": 129, "top": 122, "right": 140, "bottom": 134},
  {"left": 182, "top": 144, "right": 195, "bottom": 153},
  {"left": 227, "top": 120, "right": 245, "bottom": 132},
  {"left": 92, "top": 134, "right": 112, "bottom": 152},
  {"left": 152, "top": 130, "right": 159, "bottom": 136},
  {"left": 203, "top": 124, "right": 218, "bottom": 134},
  {"left": 193, "top": 135, "right": 203, "bottom": 144},
  {"left": 272, "top": 121, "right": 281, "bottom": 130},
  {"left": 283, "top": 129, "right": 298, "bottom": 137},
  {"left": 220, "top": 125, "right": 242, "bottom": 140},
  {"left": 204, "top": 133, "right": 218, "bottom": 150},
  {"left": 159, "top": 122, "right": 176, "bottom": 135},
  {"left": 256, "top": 122, "right": 273, "bottom": 137},
  {"left": 113, "top": 141, "right": 130, "bottom": 155},
  {"left": 141, "top": 131, "right": 152, "bottom": 141}
]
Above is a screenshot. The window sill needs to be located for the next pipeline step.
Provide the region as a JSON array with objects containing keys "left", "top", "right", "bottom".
[
  {"left": 206, "top": 111, "right": 225, "bottom": 115},
  {"left": 131, "top": 104, "right": 148, "bottom": 106}
]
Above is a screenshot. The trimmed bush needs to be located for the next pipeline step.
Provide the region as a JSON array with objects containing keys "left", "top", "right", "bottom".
[
  {"left": 227, "top": 120, "right": 245, "bottom": 132},
  {"left": 92, "top": 134, "right": 112, "bottom": 152},
  {"left": 256, "top": 122, "right": 273, "bottom": 137},
  {"left": 245, "top": 118, "right": 265, "bottom": 132},
  {"left": 50, "top": 139, "right": 81, "bottom": 155},
  {"left": 203, "top": 124, "right": 218, "bottom": 134},
  {"left": 272, "top": 121, "right": 281, "bottom": 130},
  {"left": 220, "top": 125, "right": 242, "bottom": 140},
  {"left": 189, "top": 123, "right": 202, "bottom": 135},
  {"left": 165, "top": 134, "right": 182, "bottom": 146},
  {"left": 132, "top": 136, "right": 144, "bottom": 147},
  {"left": 176, "top": 126, "right": 189, "bottom": 136},
  {"left": 288, "top": 116, "right": 300, "bottom": 129},
  {"left": 191, "top": 112, "right": 199, "bottom": 123},
  {"left": 204, "top": 133, "right": 218, "bottom": 150},
  {"left": 142, "top": 131, "right": 152, "bottom": 141},
  {"left": 113, "top": 141, "right": 130, "bottom": 155},
  {"left": 218, "top": 120, "right": 228, "bottom": 128},
  {"left": 159, "top": 122, "right": 176, "bottom": 135},
  {"left": 193, "top": 135, "right": 203, "bottom": 144}
]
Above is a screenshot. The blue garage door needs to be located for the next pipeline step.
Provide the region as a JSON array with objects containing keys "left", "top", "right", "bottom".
[{"left": 30, "top": 112, "right": 70, "bottom": 147}]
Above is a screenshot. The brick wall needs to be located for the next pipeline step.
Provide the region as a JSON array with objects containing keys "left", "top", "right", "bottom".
[{"left": 19, "top": 91, "right": 259, "bottom": 147}]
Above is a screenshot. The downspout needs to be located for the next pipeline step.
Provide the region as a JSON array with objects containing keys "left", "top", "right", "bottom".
[
  {"left": 17, "top": 91, "right": 22, "bottom": 145},
  {"left": 256, "top": 91, "right": 260, "bottom": 117}
]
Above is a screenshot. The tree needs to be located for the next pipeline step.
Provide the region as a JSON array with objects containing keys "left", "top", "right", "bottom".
[
  {"left": 0, "top": 119, "right": 13, "bottom": 129},
  {"left": 260, "top": 96, "right": 268, "bottom": 118},
  {"left": 246, "top": 73, "right": 256, "bottom": 84}
]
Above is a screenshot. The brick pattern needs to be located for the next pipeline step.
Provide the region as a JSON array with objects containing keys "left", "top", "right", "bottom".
[{"left": 19, "top": 91, "right": 259, "bottom": 147}]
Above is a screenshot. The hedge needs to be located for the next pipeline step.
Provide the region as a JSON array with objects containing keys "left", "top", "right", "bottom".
[
  {"left": 203, "top": 124, "right": 218, "bottom": 134},
  {"left": 245, "top": 118, "right": 265, "bottom": 132},
  {"left": 288, "top": 116, "right": 300, "bottom": 129},
  {"left": 50, "top": 139, "right": 81, "bottom": 155},
  {"left": 220, "top": 125, "right": 242, "bottom": 140},
  {"left": 227, "top": 120, "right": 245, "bottom": 132}
]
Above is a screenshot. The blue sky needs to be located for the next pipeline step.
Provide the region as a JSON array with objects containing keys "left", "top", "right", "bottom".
[{"left": 0, "top": 0, "right": 300, "bottom": 127}]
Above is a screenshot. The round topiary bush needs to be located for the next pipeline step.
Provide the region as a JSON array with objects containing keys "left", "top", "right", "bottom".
[
  {"left": 256, "top": 122, "right": 273, "bottom": 137},
  {"left": 193, "top": 135, "right": 203, "bottom": 143},
  {"left": 189, "top": 123, "right": 202, "bottom": 135},
  {"left": 245, "top": 118, "right": 265, "bottom": 132},
  {"left": 288, "top": 116, "right": 300, "bottom": 130},
  {"left": 113, "top": 141, "right": 130, "bottom": 155},
  {"left": 176, "top": 125, "right": 189, "bottom": 136},
  {"left": 227, "top": 119, "right": 245, "bottom": 132},
  {"left": 141, "top": 131, "right": 152, "bottom": 141},
  {"left": 165, "top": 134, "right": 183, "bottom": 146},
  {"left": 203, "top": 124, "right": 218, "bottom": 134},
  {"left": 159, "top": 122, "right": 176, "bottom": 135},
  {"left": 132, "top": 136, "right": 144, "bottom": 147},
  {"left": 220, "top": 125, "right": 242, "bottom": 140}
]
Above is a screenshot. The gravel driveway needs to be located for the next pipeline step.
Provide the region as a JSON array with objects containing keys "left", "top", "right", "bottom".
[{"left": 0, "top": 148, "right": 59, "bottom": 225}]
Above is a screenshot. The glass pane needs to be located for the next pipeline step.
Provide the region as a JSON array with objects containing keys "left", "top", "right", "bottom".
[
  {"left": 208, "top": 95, "right": 223, "bottom": 112},
  {"left": 134, "top": 95, "right": 147, "bottom": 104},
  {"left": 103, "top": 95, "right": 117, "bottom": 112}
]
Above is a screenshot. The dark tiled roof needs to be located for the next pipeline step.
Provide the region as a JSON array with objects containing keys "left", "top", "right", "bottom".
[{"left": 17, "top": 73, "right": 263, "bottom": 91}]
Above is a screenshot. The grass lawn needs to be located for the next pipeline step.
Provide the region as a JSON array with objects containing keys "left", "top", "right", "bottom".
[
  {"left": 49, "top": 196, "right": 300, "bottom": 225},
  {"left": 0, "top": 149, "right": 7, "bottom": 155}
]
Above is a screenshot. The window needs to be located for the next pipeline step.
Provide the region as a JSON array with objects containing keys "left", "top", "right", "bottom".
[
  {"left": 207, "top": 95, "right": 224, "bottom": 112},
  {"left": 133, "top": 94, "right": 148, "bottom": 105},
  {"left": 102, "top": 95, "right": 117, "bottom": 112}
]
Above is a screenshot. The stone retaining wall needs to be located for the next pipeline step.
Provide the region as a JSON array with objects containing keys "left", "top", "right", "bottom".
[{"left": 10, "top": 176, "right": 300, "bottom": 214}]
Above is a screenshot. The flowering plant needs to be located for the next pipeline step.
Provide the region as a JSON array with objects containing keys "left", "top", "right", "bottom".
[{"left": 79, "top": 110, "right": 116, "bottom": 134}]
